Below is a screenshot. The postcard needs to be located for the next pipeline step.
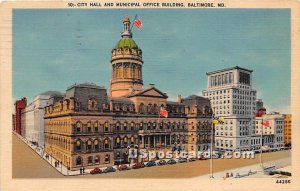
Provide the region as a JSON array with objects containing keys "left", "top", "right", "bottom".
[{"left": 0, "top": 0, "right": 299, "bottom": 191}]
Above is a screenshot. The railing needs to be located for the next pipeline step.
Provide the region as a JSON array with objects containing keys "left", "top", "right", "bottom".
[{"left": 138, "top": 129, "right": 172, "bottom": 134}]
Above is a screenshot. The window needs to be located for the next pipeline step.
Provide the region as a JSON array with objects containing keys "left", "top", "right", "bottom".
[
  {"left": 95, "top": 155, "right": 100, "bottom": 164},
  {"left": 76, "top": 156, "right": 82, "bottom": 166},
  {"left": 76, "top": 140, "right": 81, "bottom": 151},
  {"left": 87, "top": 122, "right": 92, "bottom": 132},
  {"left": 94, "top": 140, "right": 99, "bottom": 150},
  {"left": 104, "top": 139, "right": 109, "bottom": 149},
  {"left": 105, "top": 154, "right": 110, "bottom": 163},
  {"left": 104, "top": 122, "right": 109, "bottom": 132},
  {"left": 88, "top": 156, "right": 93, "bottom": 165},
  {"left": 124, "top": 137, "right": 128, "bottom": 145},
  {"left": 116, "top": 122, "right": 120, "bottom": 130},
  {"left": 131, "top": 136, "right": 135, "bottom": 144},
  {"left": 87, "top": 140, "right": 92, "bottom": 151},
  {"left": 124, "top": 122, "right": 127, "bottom": 131},
  {"left": 139, "top": 122, "right": 143, "bottom": 130},
  {"left": 130, "top": 122, "right": 134, "bottom": 131},
  {"left": 76, "top": 122, "right": 81, "bottom": 133},
  {"left": 94, "top": 122, "right": 98, "bottom": 132},
  {"left": 88, "top": 99, "right": 97, "bottom": 110}
]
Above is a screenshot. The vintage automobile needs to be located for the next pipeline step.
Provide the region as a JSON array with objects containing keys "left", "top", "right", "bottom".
[
  {"left": 90, "top": 167, "right": 102, "bottom": 175},
  {"left": 132, "top": 163, "right": 145, "bottom": 169},
  {"left": 118, "top": 164, "right": 131, "bottom": 171},
  {"left": 157, "top": 160, "right": 167, "bottom": 166},
  {"left": 145, "top": 161, "right": 157, "bottom": 167},
  {"left": 178, "top": 158, "right": 188, "bottom": 163},
  {"left": 167, "top": 159, "right": 176, "bottom": 164},
  {"left": 103, "top": 166, "right": 116, "bottom": 173}
]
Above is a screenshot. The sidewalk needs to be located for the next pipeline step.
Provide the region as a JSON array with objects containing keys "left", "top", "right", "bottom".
[
  {"left": 13, "top": 131, "right": 88, "bottom": 176},
  {"left": 193, "top": 157, "right": 291, "bottom": 179}
]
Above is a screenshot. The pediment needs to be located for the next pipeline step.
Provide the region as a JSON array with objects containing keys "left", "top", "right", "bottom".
[{"left": 128, "top": 87, "right": 168, "bottom": 99}]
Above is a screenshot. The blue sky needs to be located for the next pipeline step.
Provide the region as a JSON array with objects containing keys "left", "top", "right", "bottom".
[{"left": 13, "top": 9, "right": 290, "bottom": 113}]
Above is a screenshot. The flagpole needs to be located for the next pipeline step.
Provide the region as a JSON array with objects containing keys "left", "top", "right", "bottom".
[
  {"left": 260, "top": 118, "right": 263, "bottom": 168},
  {"left": 130, "top": 14, "right": 138, "bottom": 30},
  {"left": 210, "top": 114, "right": 214, "bottom": 178}
]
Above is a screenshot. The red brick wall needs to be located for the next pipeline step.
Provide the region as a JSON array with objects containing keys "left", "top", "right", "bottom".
[{"left": 15, "top": 98, "right": 27, "bottom": 135}]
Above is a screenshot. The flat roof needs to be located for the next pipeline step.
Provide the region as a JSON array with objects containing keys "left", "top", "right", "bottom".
[{"left": 206, "top": 66, "right": 253, "bottom": 75}]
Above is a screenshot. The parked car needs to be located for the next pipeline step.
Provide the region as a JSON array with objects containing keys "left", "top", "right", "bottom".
[
  {"left": 157, "top": 160, "right": 167, "bottom": 166},
  {"left": 167, "top": 159, "right": 176, "bottom": 164},
  {"left": 90, "top": 167, "right": 102, "bottom": 175},
  {"left": 118, "top": 164, "right": 130, "bottom": 171},
  {"left": 132, "top": 163, "right": 145, "bottom": 169},
  {"left": 103, "top": 166, "right": 116, "bottom": 173},
  {"left": 188, "top": 158, "right": 197, "bottom": 162},
  {"left": 178, "top": 158, "right": 187, "bottom": 163},
  {"left": 145, "top": 161, "right": 156, "bottom": 167},
  {"left": 198, "top": 155, "right": 207, "bottom": 160}
]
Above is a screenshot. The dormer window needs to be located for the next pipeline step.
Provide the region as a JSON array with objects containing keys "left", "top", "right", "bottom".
[{"left": 88, "top": 99, "right": 97, "bottom": 110}]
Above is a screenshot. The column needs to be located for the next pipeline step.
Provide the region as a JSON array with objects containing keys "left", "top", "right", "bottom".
[
  {"left": 154, "top": 135, "right": 156, "bottom": 148},
  {"left": 165, "top": 135, "right": 167, "bottom": 147},
  {"left": 141, "top": 135, "right": 144, "bottom": 148},
  {"left": 159, "top": 135, "right": 162, "bottom": 147}
]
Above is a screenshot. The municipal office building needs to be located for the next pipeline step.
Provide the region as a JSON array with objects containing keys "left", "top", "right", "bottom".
[{"left": 44, "top": 16, "right": 213, "bottom": 170}]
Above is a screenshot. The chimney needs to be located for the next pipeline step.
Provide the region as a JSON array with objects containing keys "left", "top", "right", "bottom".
[
  {"left": 177, "top": 95, "right": 182, "bottom": 103},
  {"left": 148, "top": 84, "right": 155, "bottom": 88}
]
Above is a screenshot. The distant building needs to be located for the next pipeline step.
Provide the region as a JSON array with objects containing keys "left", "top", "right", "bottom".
[
  {"left": 202, "top": 66, "right": 260, "bottom": 151},
  {"left": 14, "top": 98, "right": 27, "bottom": 135},
  {"left": 256, "top": 99, "right": 264, "bottom": 112},
  {"left": 255, "top": 114, "right": 284, "bottom": 149},
  {"left": 21, "top": 91, "right": 63, "bottom": 147},
  {"left": 12, "top": 114, "right": 16, "bottom": 131},
  {"left": 283, "top": 114, "right": 291, "bottom": 147}
]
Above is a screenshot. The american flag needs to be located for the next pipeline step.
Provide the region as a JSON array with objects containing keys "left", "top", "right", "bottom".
[
  {"left": 159, "top": 107, "right": 168, "bottom": 118},
  {"left": 134, "top": 15, "right": 142, "bottom": 29}
]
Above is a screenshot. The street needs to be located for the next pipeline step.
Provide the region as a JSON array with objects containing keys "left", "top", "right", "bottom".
[{"left": 12, "top": 133, "right": 291, "bottom": 178}]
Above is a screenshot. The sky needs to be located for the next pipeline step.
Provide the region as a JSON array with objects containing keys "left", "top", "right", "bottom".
[{"left": 13, "top": 9, "right": 291, "bottom": 113}]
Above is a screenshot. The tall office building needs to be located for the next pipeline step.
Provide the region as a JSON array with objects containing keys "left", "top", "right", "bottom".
[{"left": 202, "top": 66, "right": 261, "bottom": 151}]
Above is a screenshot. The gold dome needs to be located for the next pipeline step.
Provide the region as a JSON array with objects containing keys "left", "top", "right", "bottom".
[{"left": 123, "top": 15, "right": 130, "bottom": 22}]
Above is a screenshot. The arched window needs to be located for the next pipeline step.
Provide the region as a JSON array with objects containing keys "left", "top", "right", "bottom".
[
  {"left": 130, "top": 136, "right": 135, "bottom": 144},
  {"left": 88, "top": 99, "right": 97, "bottom": 110},
  {"left": 118, "top": 67, "right": 123, "bottom": 78},
  {"left": 94, "top": 139, "right": 99, "bottom": 150},
  {"left": 123, "top": 122, "right": 127, "bottom": 131},
  {"left": 105, "top": 154, "right": 110, "bottom": 163},
  {"left": 86, "top": 140, "right": 92, "bottom": 151},
  {"left": 95, "top": 155, "right": 100, "bottom": 164},
  {"left": 124, "top": 137, "right": 128, "bottom": 145},
  {"left": 76, "top": 122, "right": 81, "bottom": 133},
  {"left": 76, "top": 140, "right": 81, "bottom": 151},
  {"left": 115, "top": 137, "right": 121, "bottom": 148},
  {"left": 139, "top": 103, "right": 145, "bottom": 114},
  {"left": 76, "top": 156, "right": 82, "bottom": 166},
  {"left": 139, "top": 122, "right": 143, "bottom": 130},
  {"left": 94, "top": 122, "right": 98, "bottom": 132},
  {"left": 104, "top": 139, "right": 109, "bottom": 149},
  {"left": 116, "top": 122, "right": 120, "bottom": 131},
  {"left": 88, "top": 156, "right": 93, "bottom": 165},
  {"left": 87, "top": 122, "right": 92, "bottom": 132},
  {"left": 130, "top": 122, "right": 135, "bottom": 131},
  {"left": 104, "top": 122, "right": 109, "bottom": 132}
]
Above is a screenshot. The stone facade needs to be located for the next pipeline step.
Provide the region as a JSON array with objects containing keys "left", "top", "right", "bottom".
[
  {"left": 44, "top": 16, "right": 213, "bottom": 171},
  {"left": 255, "top": 114, "right": 284, "bottom": 149},
  {"left": 283, "top": 114, "right": 292, "bottom": 146},
  {"left": 202, "top": 66, "right": 260, "bottom": 151}
]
